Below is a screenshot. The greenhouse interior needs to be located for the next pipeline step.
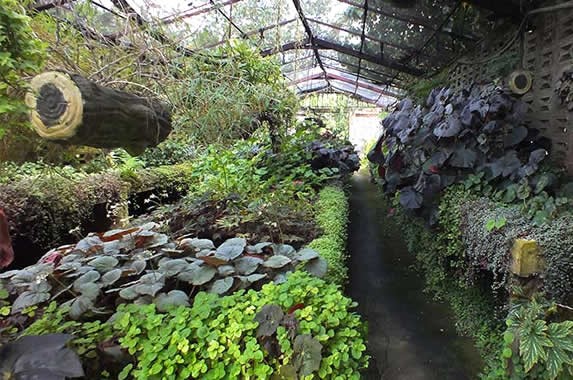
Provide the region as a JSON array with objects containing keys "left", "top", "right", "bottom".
[{"left": 2, "top": 0, "right": 573, "bottom": 379}]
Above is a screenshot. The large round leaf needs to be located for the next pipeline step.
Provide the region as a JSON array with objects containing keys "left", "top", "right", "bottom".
[
  {"left": 73, "top": 271, "right": 100, "bottom": 291},
  {"left": 399, "top": 187, "right": 423, "bottom": 209},
  {"left": 158, "top": 259, "right": 189, "bottom": 277},
  {"left": 504, "top": 126, "right": 528, "bottom": 147},
  {"left": 293, "top": 335, "right": 323, "bottom": 376},
  {"left": 528, "top": 149, "right": 548, "bottom": 165},
  {"left": 297, "top": 248, "right": 319, "bottom": 262},
  {"left": 100, "top": 269, "right": 123, "bottom": 287},
  {"left": 272, "top": 244, "right": 297, "bottom": 259},
  {"left": 180, "top": 238, "right": 215, "bottom": 252},
  {"left": 215, "top": 238, "right": 246, "bottom": 261},
  {"left": 251, "top": 242, "right": 272, "bottom": 254},
  {"left": 134, "top": 282, "right": 164, "bottom": 297},
  {"left": 87, "top": 256, "right": 119, "bottom": 273},
  {"left": 154, "top": 290, "right": 190, "bottom": 312},
  {"left": 177, "top": 265, "right": 217, "bottom": 286},
  {"left": 255, "top": 304, "right": 284, "bottom": 337},
  {"left": 130, "top": 260, "right": 147, "bottom": 275},
  {"left": 8, "top": 334, "right": 84, "bottom": 377},
  {"left": 208, "top": 278, "right": 234, "bottom": 295},
  {"left": 450, "top": 148, "right": 477, "bottom": 168},
  {"left": 217, "top": 265, "right": 235, "bottom": 276},
  {"left": 305, "top": 257, "right": 328, "bottom": 278},
  {"left": 11, "top": 290, "right": 50, "bottom": 314},
  {"left": 263, "top": 255, "right": 292, "bottom": 269},
  {"left": 68, "top": 295, "right": 94, "bottom": 319},
  {"left": 119, "top": 286, "right": 139, "bottom": 300},
  {"left": 433, "top": 115, "right": 462, "bottom": 138},
  {"left": 234, "top": 257, "right": 263, "bottom": 275}
]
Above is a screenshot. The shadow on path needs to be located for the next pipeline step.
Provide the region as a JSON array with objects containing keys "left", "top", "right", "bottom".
[{"left": 346, "top": 175, "right": 482, "bottom": 380}]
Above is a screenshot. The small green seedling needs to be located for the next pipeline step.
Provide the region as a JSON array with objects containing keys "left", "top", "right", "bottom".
[{"left": 486, "top": 216, "right": 507, "bottom": 232}]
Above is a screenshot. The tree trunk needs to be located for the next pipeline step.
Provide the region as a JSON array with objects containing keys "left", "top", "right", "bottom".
[{"left": 25, "top": 71, "right": 172, "bottom": 155}]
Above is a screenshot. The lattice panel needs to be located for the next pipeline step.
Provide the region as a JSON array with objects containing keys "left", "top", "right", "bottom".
[
  {"left": 449, "top": 27, "right": 519, "bottom": 91},
  {"left": 522, "top": 7, "right": 573, "bottom": 173},
  {"left": 449, "top": 6, "right": 573, "bottom": 174}
]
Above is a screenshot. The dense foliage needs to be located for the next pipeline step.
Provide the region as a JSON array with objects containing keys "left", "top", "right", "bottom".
[
  {"left": 20, "top": 272, "right": 367, "bottom": 379},
  {"left": 388, "top": 165, "right": 573, "bottom": 379},
  {"left": 0, "top": 0, "right": 46, "bottom": 139},
  {"left": 483, "top": 297, "right": 573, "bottom": 380},
  {"left": 112, "top": 272, "right": 367, "bottom": 379},
  {"left": 390, "top": 188, "right": 503, "bottom": 371},
  {"left": 0, "top": 163, "right": 194, "bottom": 264},
  {"left": 368, "top": 84, "right": 571, "bottom": 225},
  {"left": 171, "top": 42, "right": 298, "bottom": 146},
  {"left": 0, "top": 223, "right": 329, "bottom": 320},
  {"left": 309, "top": 186, "right": 350, "bottom": 286}
]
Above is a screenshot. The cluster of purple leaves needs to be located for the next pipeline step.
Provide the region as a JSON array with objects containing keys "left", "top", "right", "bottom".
[
  {"left": 368, "top": 84, "right": 551, "bottom": 219},
  {"left": 308, "top": 141, "right": 360, "bottom": 175}
]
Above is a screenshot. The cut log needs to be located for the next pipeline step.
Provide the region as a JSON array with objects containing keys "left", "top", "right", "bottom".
[{"left": 25, "top": 71, "right": 172, "bottom": 155}]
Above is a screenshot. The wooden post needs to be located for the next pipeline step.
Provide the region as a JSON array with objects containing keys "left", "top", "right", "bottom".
[{"left": 25, "top": 71, "right": 172, "bottom": 155}]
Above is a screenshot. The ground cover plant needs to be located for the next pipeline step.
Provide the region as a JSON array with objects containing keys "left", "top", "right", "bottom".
[{"left": 309, "top": 186, "right": 350, "bottom": 286}]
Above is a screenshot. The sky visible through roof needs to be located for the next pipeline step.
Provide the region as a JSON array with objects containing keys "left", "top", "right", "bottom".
[{"left": 48, "top": 0, "right": 498, "bottom": 104}]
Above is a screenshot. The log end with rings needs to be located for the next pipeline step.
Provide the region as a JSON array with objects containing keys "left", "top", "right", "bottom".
[
  {"left": 25, "top": 71, "right": 172, "bottom": 154},
  {"left": 25, "top": 71, "right": 84, "bottom": 140}
]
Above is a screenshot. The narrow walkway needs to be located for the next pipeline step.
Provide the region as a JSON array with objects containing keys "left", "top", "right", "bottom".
[{"left": 347, "top": 175, "right": 482, "bottom": 380}]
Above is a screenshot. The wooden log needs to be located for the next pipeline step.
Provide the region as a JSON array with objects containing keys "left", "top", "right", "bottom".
[{"left": 25, "top": 71, "right": 172, "bottom": 155}]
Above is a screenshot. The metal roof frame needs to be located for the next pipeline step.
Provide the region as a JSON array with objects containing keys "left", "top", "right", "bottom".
[{"left": 32, "top": 0, "right": 521, "bottom": 101}]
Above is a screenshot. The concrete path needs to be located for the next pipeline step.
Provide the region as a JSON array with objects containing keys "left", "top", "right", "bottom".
[{"left": 346, "top": 175, "right": 481, "bottom": 380}]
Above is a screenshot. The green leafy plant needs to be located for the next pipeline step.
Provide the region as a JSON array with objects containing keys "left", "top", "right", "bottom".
[
  {"left": 486, "top": 216, "right": 507, "bottom": 232},
  {"left": 0, "top": 0, "right": 46, "bottom": 138},
  {"left": 308, "top": 186, "right": 349, "bottom": 285},
  {"left": 494, "top": 298, "right": 573, "bottom": 380},
  {"left": 112, "top": 271, "right": 368, "bottom": 379}
]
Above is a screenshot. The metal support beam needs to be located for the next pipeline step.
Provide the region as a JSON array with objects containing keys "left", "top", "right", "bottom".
[
  {"left": 261, "top": 38, "right": 422, "bottom": 76},
  {"left": 110, "top": 0, "right": 194, "bottom": 56},
  {"left": 291, "top": 0, "right": 331, "bottom": 88},
  {"left": 289, "top": 71, "right": 401, "bottom": 98},
  {"left": 313, "top": 38, "right": 422, "bottom": 76},
  {"left": 198, "top": 18, "right": 297, "bottom": 51},
  {"left": 209, "top": 0, "right": 247, "bottom": 38},
  {"left": 162, "top": 0, "right": 245, "bottom": 24},
  {"left": 353, "top": 0, "right": 369, "bottom": 95},
  {"left": 306, "top": 17, "right": 429, "bottom": 57}
]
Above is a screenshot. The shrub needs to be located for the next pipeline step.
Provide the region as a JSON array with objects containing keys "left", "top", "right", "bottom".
[
  {"left": 113, "top": 271, "right": 368, "bottom": 379},
  {"left": 0, "top": 163, "right": 194, "bottom": 261},
  {"left": 309, "top": 186, "right": 349, "bottom": 285}
]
